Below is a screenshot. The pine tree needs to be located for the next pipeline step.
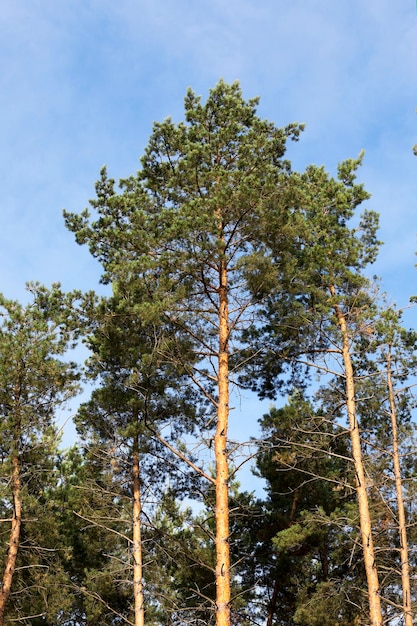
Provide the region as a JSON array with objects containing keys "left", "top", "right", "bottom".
[
  {"left": 64, "top": 80, "right": 305, "bottom": 626},
  {"left": 249, "top": 157, "right": 385, "bottom": 625},
  {"left": 0, "top": 287, "right": 79, "bottom": 624},
  {"left": 68, "top": 293, "right": 201, "bottom": 625},
  {"left": 249, "top": 395, "right": 364, "bottom": 626}
]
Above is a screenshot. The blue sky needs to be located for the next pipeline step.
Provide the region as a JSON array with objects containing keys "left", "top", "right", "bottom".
[
  {"left": 1, "top": 1, "right": 416, "bottom": 304},
  {"left": 1, "top": 1, "right": 417, "bottom": 465}
]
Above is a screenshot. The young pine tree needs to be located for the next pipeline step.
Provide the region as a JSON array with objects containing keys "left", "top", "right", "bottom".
[
  {"left": 251, "top": 395, "right": 364, "bottom": 626},
  {"left": 70, "top": 293, "right": 201, "bottom": 626},
  {"left": 0, "top": 287, "right": 79, "bottom": 624}
]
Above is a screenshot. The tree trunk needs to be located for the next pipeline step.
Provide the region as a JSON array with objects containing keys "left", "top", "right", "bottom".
[
  {"left": 266, "top": 579, "right": 279, "bottom": 626},
  {"left": 215, "top": 255, "right": 231, "bottom": 626},
  {"left": 0, "top": 456, "right": 22, "bottom": 625},
  {"left": 386, "top": 350, "right": 413, "bottom": 626},
  {"left": 133, "top": 436, "right": 145, "bottom": 626},
  {"left": 331, "top": 289, "right": 383, "bottom": 626}
]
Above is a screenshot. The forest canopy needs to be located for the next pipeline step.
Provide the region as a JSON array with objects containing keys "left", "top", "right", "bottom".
[{"left": 0, "top": 81, "right": 416, "bottom": 626}]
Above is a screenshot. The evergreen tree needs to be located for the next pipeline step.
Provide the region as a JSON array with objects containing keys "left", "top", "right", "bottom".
[
  {"left": 0, "top": 287, "right": 79, "bottom": 624},
  {"left": 64, "top": 79, "right": 305, "bottom": 626},
  {"left": 248, "top": 157, "right": 385, "bottom": 625},
  {"left": 67, "top": 294, "right": 201, "bottom": 625},
  {"left": 248, "top": 395, "right": 364, "bottom": 626}
]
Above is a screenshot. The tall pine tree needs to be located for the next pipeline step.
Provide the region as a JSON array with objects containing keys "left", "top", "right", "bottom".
[
  {"left": 248, "top": 157, "right": 385, "bottom": 625},
  {"left": 64, "top": 80, "right": 305, "bottom": 626}
]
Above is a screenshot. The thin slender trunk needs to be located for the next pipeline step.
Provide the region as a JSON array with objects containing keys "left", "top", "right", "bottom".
[
  {"left": 386, "top": 350, "right": 413, "bottom": 626},
  {"left": 215, "top": 254, "right": 231, "bottom": 626},
  {"left": 0, "top": 456, "right": 22, "bottom": 625},
  {"left": 331, "top": 288, "right": 382, "bottom": 626},
  {"left": 266, "top": 580, "right": 279, "bottom": 626},
  {"left": 133, "top": 435, "right": 145, "bottom": 626}
]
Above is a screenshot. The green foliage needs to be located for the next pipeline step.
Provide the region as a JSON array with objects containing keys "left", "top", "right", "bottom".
[
  {"left": 243, "top": 154, "right": 380, "bottom": 399},
  {"left": 62, "top": 277, "right": 206, "bottom": 623},
  {"left": 293, "top": 580, "right": 358, "bottom": 626},
  {"left": 0, "top": 287, "right": 80, "bottom": 623},
  {"left": 62, "top": 80, "right": 311, "bottom": 623},
  {"left": 243, "top": 395, "right": 368, "bottom": 625},
  {"left": 63, "top": 81, "right": 307, "bottom": 401},
  {"left": 52, "top": 80, "right": 417, "bottom": 625}
]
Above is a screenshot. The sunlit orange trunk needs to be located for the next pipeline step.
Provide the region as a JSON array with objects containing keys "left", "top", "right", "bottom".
[
  {"left": 215, "top": 254, "right": 231, "bottom": 626},
  {"left": 331, "top": 287, "right": 382, "bottom": 626},
  {"left": 133, "top": 436, "right": 145, "bottom": 626},
  {"left": 386, "top": 350, "right": 412, "bottom": 626},
  {"left": 0, "top": 456, "right": 22, "bottom": 625}
]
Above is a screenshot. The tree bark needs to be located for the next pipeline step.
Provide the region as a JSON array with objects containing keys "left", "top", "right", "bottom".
[
  {"left": 215, "top": 255, "right": 231, "bottom": 626},
  {"left": 331, "top": 288, "right": 383, "bottom": 626},
  {"left": 386, "top": 349, "right": 413, "bottom": 626},
  {"left": 0, "top": 455, "right": 22, "bottom": 625},
  {"left": 266, "top": 579, "right": 280, "bottom": 626},
  {"left": 133, "top": 436, "right": 145, "bottom": 626}
]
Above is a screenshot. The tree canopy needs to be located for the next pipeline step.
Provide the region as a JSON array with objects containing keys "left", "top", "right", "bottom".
[{"left": 0, "top": 81, "right": 416, "bottom": 626}]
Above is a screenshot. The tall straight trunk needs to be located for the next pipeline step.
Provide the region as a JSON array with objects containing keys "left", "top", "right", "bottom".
[
  {"left": 132, "top": 435, "right": 145, "bottom": 626},
  {"left": 331, "top": 288, "right": 383, "bottom": 626},
  {"left": 215, "top": 255, "right": 231, "bottom": 626},
  {"left": 386, "top": 350, "right": 413, "bottom": 626},
  {"left": 0, "top": 455, "right": 22, "bottom": 625}
]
